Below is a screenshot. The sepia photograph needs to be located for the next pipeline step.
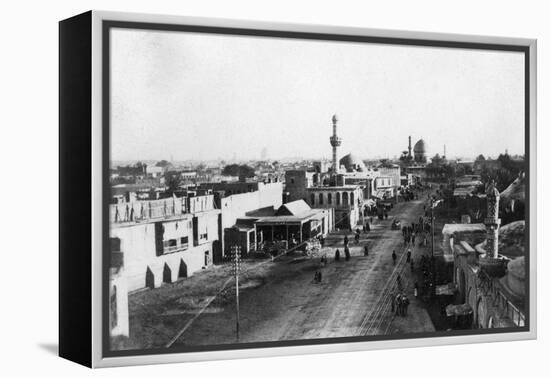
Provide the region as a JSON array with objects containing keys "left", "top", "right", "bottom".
[{"left": 105, "top": 22, "right": 530, "bottom": 355}]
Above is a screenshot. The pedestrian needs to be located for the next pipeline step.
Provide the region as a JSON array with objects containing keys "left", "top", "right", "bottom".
[
  {"left": 344, "top": 235, "right": 349, "bottom": 246},
  {"left": 344, "top": 246, "right": 351, "bottom": 261},
  {"left": 395, "top": 294, "right": 402, "bottom": 315},
  {"left": 366, "top": 222, "right": 371, "bottom": 232},
  {"left": 392, "top": 250, "right": 397, "bottom": 265},
  {"left": 402, "top": 296, "right": 410, "bottom": 316},
  {"left": 396, "top": 294, "right": 402, "bottom": 316},
  {"left": 335, "top": 249, "right": 340, "bottom": 261},
  {"left": 406, "top": 249, "right": 412, "bottom": 263},
  {"left": 355, "top": 233, "right": 360, "bottom": 244},
  {"left": 364, "top": 245, "right": 369, "bottom": 256},
  {"left": 384, "top": 212, "right": 388, "bottom": 220}
]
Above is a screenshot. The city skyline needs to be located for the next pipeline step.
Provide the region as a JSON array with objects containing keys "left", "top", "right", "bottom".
[{"left": 110, "top": 28, "right": 525, "bottom": 163}]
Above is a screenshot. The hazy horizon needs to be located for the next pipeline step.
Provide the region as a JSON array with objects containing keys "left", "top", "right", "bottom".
[{"left": 110, "top": 29, "right": 525, "bottom": 163}]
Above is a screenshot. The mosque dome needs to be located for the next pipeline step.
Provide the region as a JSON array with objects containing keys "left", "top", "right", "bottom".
[
  {"left": 413, "top": 139, "right": 427, "bottom": 154},
  {"left": 340, "top": 153, "right": 365, "bottom": 172},
  {"left": 413, "top": 139, "right": 427, "bottom": 163}
]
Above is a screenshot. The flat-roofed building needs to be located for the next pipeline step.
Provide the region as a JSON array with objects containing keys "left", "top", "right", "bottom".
[{"left": 110, "top": 194, "right": 221, "bottom": 292}]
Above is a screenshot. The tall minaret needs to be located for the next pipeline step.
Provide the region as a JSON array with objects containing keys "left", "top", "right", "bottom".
[
  {"left": 484, "top": 180, "right": 501, "bottom": 258},
  {"left": 329, "top": 114, "right": 342, "bottom": 174},
  {"left": 408, "top": 136, "right": 412, "bottom": 158}
]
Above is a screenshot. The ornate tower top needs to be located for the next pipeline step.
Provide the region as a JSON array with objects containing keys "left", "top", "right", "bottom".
[
  {"left": 332, "top": 114, "right": 338, "bottom": 124},
  {"left": 486, "top": 180, "right": 500, "bottom": 198},
  {"left": 479, "top": 178, "right": 506, "bottom": 277}
]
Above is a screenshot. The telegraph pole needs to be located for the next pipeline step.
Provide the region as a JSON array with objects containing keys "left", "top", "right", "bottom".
[
  {"left": 431, "top": 203, "right": 436, "bottom": 297},
  {"left": 430, "top": 199, "right": 443, "bottom": 297},
  {"left": 232, "top": 245, "right": 241, "bottom": 342}
]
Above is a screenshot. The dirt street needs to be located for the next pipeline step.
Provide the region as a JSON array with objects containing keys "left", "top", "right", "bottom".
[{"left": 172, "top": 197, "right": 435, "bottom": 347}]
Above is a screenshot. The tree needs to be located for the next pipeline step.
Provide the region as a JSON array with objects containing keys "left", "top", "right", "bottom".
[
  {"left": 155, "top": 160, "right": 170, "bottom": 168},
  {"left": 165, "top": 171, "right": 182, "bottom": 195},
  {"left": 222, "top": 164, "right": 255, "bottom": 178}
]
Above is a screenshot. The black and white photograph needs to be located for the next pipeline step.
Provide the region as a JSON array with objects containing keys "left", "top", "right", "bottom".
[
  {"left": 3, "top": 0, "right": 549, "bottom": 375},
  {"left": 105, "top": 21, "right": 531, "bottom": 356}
]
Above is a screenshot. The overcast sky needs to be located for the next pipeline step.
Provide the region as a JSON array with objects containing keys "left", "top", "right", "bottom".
[{"left": 110, "top": 28, "right": 525, "bottom": 163}]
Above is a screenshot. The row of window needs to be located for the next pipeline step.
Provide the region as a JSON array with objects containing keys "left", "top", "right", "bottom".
[
  {"left": 310, "top": 191, "right": 357, "bottom": 206},
  {"left": 162, "top": 236, "right": 190, "bottom": 253}
]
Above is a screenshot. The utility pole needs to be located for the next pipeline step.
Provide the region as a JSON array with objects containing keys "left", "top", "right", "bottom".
[
  {"left": 231, "top": 245, "right": 241, "bottom": 342},
  {"left": 430, "top": 199, "right": 443, "bottom": 297},
  {"left": 431, "top": 203, "right": 436, "bottom": 297}
]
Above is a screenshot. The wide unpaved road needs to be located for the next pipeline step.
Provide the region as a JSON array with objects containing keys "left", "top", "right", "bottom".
[
  {"left": 276, "top": 198, "right": 427, "bottom": 340},
  {"left": 173, "top": 197, "right": 433, "bottom": 346}
]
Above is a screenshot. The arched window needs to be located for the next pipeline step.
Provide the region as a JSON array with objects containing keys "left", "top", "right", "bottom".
[
  {"left": 310, "top": 193, "right": 315, "bottom": 205},
  {"left": 327, "top": 193, "right": 332, "bottom": 205},
  {"left": 342, "top": 192, "right": 349, "bottom": 205},
  {"left": 350, "top": 192, "right": 355, "bottom": 206},
  {"left": 336, "top": 192, "right": 341, "bottom": 206},
  {"left": 319, "top": 193, "right": 324, "bottom": 205}
]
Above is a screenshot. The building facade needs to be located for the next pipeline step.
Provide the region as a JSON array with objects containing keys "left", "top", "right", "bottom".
[
  {"left": 306, "top": 185, "right": 363, "bottom": 229},
  {"left": 110, "top": 195, "right": 221, "bottom": 292}
]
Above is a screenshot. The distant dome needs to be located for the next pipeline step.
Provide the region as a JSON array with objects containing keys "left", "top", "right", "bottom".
[
  {"left": 340, "top": 153, "right": 365, "bottom": 172},
  {"left": 413, "top": 139, "right": 427, "bottom": 154}
]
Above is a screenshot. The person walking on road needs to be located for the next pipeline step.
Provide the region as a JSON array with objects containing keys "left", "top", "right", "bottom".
[
  {"left": 392, "top": 250, "right": 397, "bottom": 265},
  {"left": 402, "top": 295, "right": 410, "bottom": 316},
  {"left": 335, "top": 249, "right": 340, "bottom": 261},
  {"left": 364, "top": 245, "right": 369, "bottom": 256},
  {"left": 406, "top": 248, "right": 412, "bottom": 263},
  {"left": 344, "top": 246, "right": 351, "bottom": 261}
]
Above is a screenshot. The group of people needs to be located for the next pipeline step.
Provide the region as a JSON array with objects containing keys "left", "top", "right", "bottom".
[
  {"left": 402, "top": 221, "right": 430, "bottom": 248},
  {"left": 334, "top": 246, "right": 351, "bottom": 261},
  {"left": 391, "top": 293, "right": 411, "bottom": 316}
]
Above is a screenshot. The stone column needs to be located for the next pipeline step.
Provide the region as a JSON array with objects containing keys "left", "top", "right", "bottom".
[{"left": 484, "top": 181, "right": 501, "bottom": 259}]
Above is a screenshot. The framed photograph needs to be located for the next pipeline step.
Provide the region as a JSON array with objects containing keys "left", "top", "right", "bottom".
[{"left": 59, "top": 10, "right": 537, "bottom": 368}]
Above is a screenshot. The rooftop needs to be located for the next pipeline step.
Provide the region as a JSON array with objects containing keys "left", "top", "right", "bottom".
[{"left": 442, "top": 223, "right": 486, "bottom": 235}]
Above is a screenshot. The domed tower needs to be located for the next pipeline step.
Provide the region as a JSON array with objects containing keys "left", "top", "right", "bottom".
[
  {"left": 329, "top": 114, "right": 342, "bottom": 174},
  {"left": 413, "top": 139, "right": 427, "bottom": 163}
]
